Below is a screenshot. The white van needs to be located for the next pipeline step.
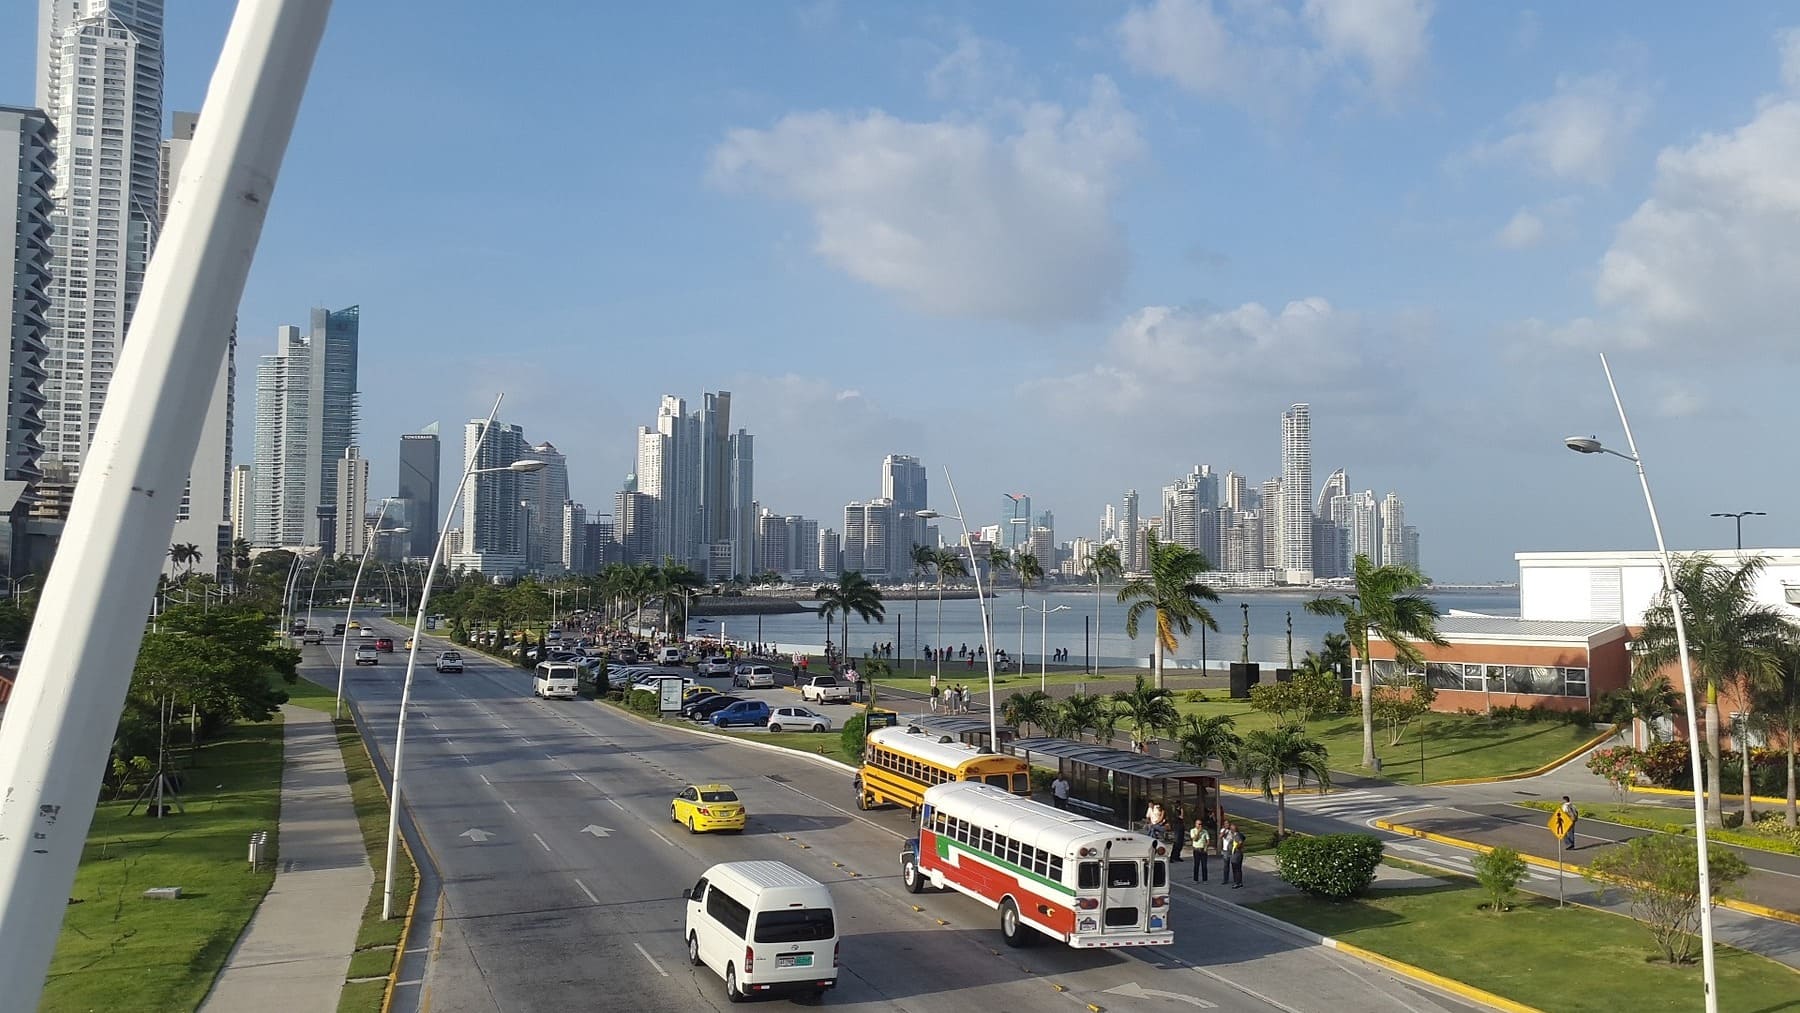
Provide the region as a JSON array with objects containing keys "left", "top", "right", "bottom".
[
  {"left": 683, "top": 861, "right": 839, "bottom": 1002},
  {"left": 658, "top": 645, "right": 687, "bottom": 666},
  {"left": 531, "top": 662, "right": 579, "bottom": 700}
]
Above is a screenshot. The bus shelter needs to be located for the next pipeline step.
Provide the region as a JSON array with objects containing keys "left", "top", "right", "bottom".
[
  {"left": 900, "top": 714, "right": 1017, "bottom": 753},
  {"left": 1010, "top": 737, "right": 1222, "bottom": 833}
]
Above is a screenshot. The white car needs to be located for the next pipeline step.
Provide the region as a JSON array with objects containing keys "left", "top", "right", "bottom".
[
  {"left": 354, "top": 645, "right": 379, "bottom": 666},
  {"left": 732, "top": 665, "right": 776, "bottom": 689},
  {"left": 698, "top": 656, "right": 734, "bottom": 676},
  {"left": 767, "top": 706, "right": 831, "bottom": 733},
  {"left": 633, "top": 673, "right": 695, "bottom": 691},
  {"left": 434, "top": 651, "right": 464, "bottom": 673}
]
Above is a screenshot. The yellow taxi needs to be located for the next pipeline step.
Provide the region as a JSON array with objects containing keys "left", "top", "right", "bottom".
[
  {"left": 671, "top": 783, "right": 747, "bottom": 834},
  {"left": 404, "top": 637, "right": 415, "bottom": 650},
  {"left": 682, "top": 685, "right": 719, "bottom": 704}
]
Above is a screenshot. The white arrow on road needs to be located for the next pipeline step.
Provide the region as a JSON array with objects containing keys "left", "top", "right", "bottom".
[
  {"left": 1103, "top": 982, "right": 1217, "bottom": 1007},
  {"left": 460, "top": 828, "right": 494, "bottom": 843},
  {"left": 580, "top": 825, "right": 614, "bottom": 838}
]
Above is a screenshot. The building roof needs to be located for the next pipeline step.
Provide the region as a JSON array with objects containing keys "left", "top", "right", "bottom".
[
  {"left": 1012, "top": 737, "right": 1218, "bottom": 782},
  {"left": 1415, "top": 615, "right": 1628, "bottom": 644}
]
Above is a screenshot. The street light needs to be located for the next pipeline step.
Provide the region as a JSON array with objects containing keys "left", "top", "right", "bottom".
[
  {"left": 335, "top": 496, "right": 404, "bottom": 719},
  {"left": 1019, "top": 601, "right": 1070, "bottom": 691},
  {"left": 1708, "top": 511, "right": 1765, "bottom": 552},
  {"left": 385, "top": 396, "right": 545, "bottom": 920},
  {"left": 919, "top": 473, "right": 1002, "bottom": 748},
  {"left": 1010, "top": 516, "right": 1029, "bottom": 672},
  {"left": 1565, "top": 353, "right": 1717, "bottom": 1013}
]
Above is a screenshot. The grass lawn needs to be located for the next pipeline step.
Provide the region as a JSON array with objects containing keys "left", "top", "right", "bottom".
[
  {"left": 282, "top": 670, "right": 336, "bottom": 712},
  {"left": 1518, "top": 799, "right": 1800, "bottom": 857},
  {"left": 333, "top": 717, "right": 415, "bottom": 953},
  {"left": 720, "top": 728, "right": 859, "bottom": 767},
  {"left": 1172, "top": 698, "right": 1599, "bottom": 785},
  {"left": 41, "top": 721, "right": 284, "bottom": 1013},
  {"left": 337, "top": 979, "right": 386, "bottom": 1013},
  {"left": 1252, "top": 883, "right": 1800, "bottom": 1012}
]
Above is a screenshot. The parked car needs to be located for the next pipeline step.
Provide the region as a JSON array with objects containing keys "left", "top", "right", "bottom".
[
  {"left": 684, "top": 694, "right": 744, "bottom": 721},
  {"left": 698, "top": 656, "right": 735, "bottom": 676},
  {"left": 354, "top": 645, "right": 379, "bottom": 666},
  {"left": 732, "top": 664, "right": 776, "bottom": 689},
  {"left": 710, "top": 700, "right": 773, "bottom": 728},
  {"left": 375, "top": 637, "right": 394, "bottom": 652},
  {"left": 799, "top": 676, "right": 854, "bottom": 704},
  {"left": 768, "top": 706, "right": 831, "bottom": 733},
  {"left": 434, "top": 651, "right": 464, "bottom": 673}
]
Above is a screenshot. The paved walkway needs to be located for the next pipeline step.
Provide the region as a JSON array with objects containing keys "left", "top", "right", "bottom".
[{"left": 202, "top": 705, "right": 370, "bottom": 1013}]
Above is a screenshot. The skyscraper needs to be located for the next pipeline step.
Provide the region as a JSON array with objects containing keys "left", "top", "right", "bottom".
[
  {"left": 842, "top": 502, "right": 866, "bottom": 573},
  {"left": 397, "top": 427, "right": 439, "bottom": 559},
  {"left": 1280, "top": 403, "right": 1313, "bottom": 582},
  {"left": 613, "top": 489, "right": 656, "bottom": 564},
  {"left": 786, "top": 516, "right": 818, "bottom": 578},
  {"left": 248, "top": 308, "right": 359, "bottom": 548},
  {"left": 522, "top": 441, "right": 568, "bottom": 571},
  {"left": 229, "top": 463, "right": 251, "bottom": 543},
  {"left": 160, "top": 110, "right": 232, "bottom": 577},
  {"left": 700, "top": 391, "right": 731, "bottom": 553},
  {"left": 881, "top": 453, "right": 927, "bottom": 572},
  {"left": 1350, "top": 490, "right": 1380, "bottom": 564},
  {"left": 450, "top": 418, "right": 528, "bottom": 576},
  {"left": 1259, "top": 477, "right": 1282, "bottom": 571},
  {"left": 0, "top": 105, "right": 55, "bottom": 571},
  {"left": 757, "top": 511, "right": 788, "bottom": 575},
  {"left": 999, "top": 493, "right": 1031, "bottom": 550},
  {"left": 1222, "top": 471, "right": 1248, "bottom": 512},
  {"left": 561, "top": 501, "right": 586, "bottom": 574},
  {"left": 729, "top": 429, "right": 754, "bottom": 580},
  {"left": 1315, "top": 467, "right": 1346, "bottom": 518},
  {"left": 1380, "top": 492, "right": 1406, "bottom": 571},
  {"left": 818, "top": 527, "right": 841, "bottom": 576},
  {"left": 38, "top": 0, "right": 164, "bottom": 475},
  {"left": 862, "top": 498, "right": 894, "bottom": 577},
  {"left": 1119, "top": 490, "right": 1139, "bottom": 570},
  {"left": 634, "top": 424, "right": 669, "bottom": 556},
  {"left": 333, "top": 445, "right": 368, "bottom": 557}
]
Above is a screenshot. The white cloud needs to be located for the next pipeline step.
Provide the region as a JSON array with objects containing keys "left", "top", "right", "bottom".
[
  {"left": 1779, "top": 27, "right": 1800, "bottom": 90},
  {"left": 1654, "top": 384, "right": 1703, "bottom": 418},
  {"left": 1467, "top": 72, "right": 1648, "bottom": 184},
  {"left": 1495, "top": 208, "right": 1545, "bottom": 250},
  {"left": 710, "top": 79, "right": 1142, "bottom": 326},
  {"left": 1116, "top": 0, "right": 1432, "bottom": 112},
  {"left": 926, "top": 29, "right": 1025, "bottom": 104}
]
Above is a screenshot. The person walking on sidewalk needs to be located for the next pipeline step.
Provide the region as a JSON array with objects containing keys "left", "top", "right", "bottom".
[
  {"left": 1169, "top": 802, "right": 1188, "bottom": 863},
  {"left": 1560, "top": 796, "right": 1580, "bottom": 850},
  {"left": 1051, "top": 774, "right": 1070, "bottom": 810},
  {"left": 1189, "top": 820, "right": 1212, "bottom": 882}
]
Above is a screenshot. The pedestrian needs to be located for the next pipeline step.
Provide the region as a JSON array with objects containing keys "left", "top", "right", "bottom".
[
  {"left": 1169, "top": 802, "right": 1188, "bottom": 863},
  {"left": 1189, "top": 819, "right": 1212, "bottom": 882},
  {"left": 966, "top": 652, "right": 975, "bottom": 670},
  {"left": 929, "top": 683, "right": 941, "bottom": 713},
  {"left": 1560, "top": 795, "right": 1579, "bottom": 850},
  {"left": 1228, "top": 824, "right": 1246, "bottom": 888},
  {"left": 1051, "top": 774, "right": 1070, "bottom": 810},
  {"left": 1144, "top": 800, "right": 1166, "bottom": 841}
]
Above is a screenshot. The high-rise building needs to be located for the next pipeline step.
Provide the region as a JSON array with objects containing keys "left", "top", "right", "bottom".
[
  {"left": 1222, "top": 471, "right": 1248, "bottom": 512},
  {"left": 1280, "top": 403, "right": 1313, "bottom": 582},
  {"left": 450, "top": 418, "right": 528, "bottom": 576},
  {"left": 0, "top": 105, "right": 55, "bottom": 572},
  {"left": 699, "top": 391, "right": 731, "bottom": 550},
  {"left": 1315, "top": 467, "right": 1346, "bottom": 519},
  {"left": 1027, "top": 526, "right": 1054, "bottom": 564},
  {"left": 160, "top": 110, "right": 232, "bottom": 578},
  {"left": 229, "top": 464, "right": 250, "bottom": 543},
  {"left": 1119, "top": 490, "right": 1139, "bottom": 570},
  {"left": 38, "top": 0, "right": 164, "bottom": 475},
  {"left": 1259, "top": 477, "right": 1282, "bottom": 570},
  {"left": 397, "top": 427, "right": 439, "bottom": 559},
  {"left": 582, "top": 517, "right": 611, "bottom": 572},
  {"left": 1380, "top": 492, "right": 1406, "bottom": 570},
  {"left": 786, "top": 516, "right": 818, "bottom": 578},
  {"left": 660, "top": 395, "right": 700, "bottom": 566},
  {"left": 881, "top": 453, "right": 927, "bottom": 573},
  {"left": 842, "top": 501, "right": 866, "bottom": 573},
  {"left": 863, "top": 498, "right": 894, "bottom": 577},
  {"left": 522, "top": 441, "right": 568, "bottom": 571},
  {"left": 333, "top": 446, "right": 368, "bottom": 557},
  {"left": 757, "top": 510, "right": 788, "bottom": 575},
  {"left": 1349, "top": 490, "right": 1380, "bottom": 565},
  {"left": 1099, "top": 504, "right": 1116, "bottom": 543},
  {"left": 1402, "top": 525, "right": 1420, "bottom": 571},
  {"left": 729, "top": 429, "right": 754, "bottom": 579},
  {"left": 818, "top": 527, "right": 840, "bottom": 576},
  {"left": 248, "top": 308, "right": 359, "bottom": 548},
  {"left": 634, "top": 424, "right": 669, "bottom": 556},
  {"left": 613, "top": 489, "right": 656, "bottom": 564},
  {"left": 561, "top": 500, "right": 586, "bottom": 574},
  {"left": 999, "top": 493, "right": 1030, "bottom": 550}
]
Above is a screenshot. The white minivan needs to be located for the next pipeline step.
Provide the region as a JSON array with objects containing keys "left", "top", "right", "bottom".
[
  {"left": 684, "top": 861, "right": 839, "bottom": 1002},
  {"left": 531, "top": 662, "right": 579, "bottom": 700},
  {"left": 658, "top": 645, "right": 687, "bottom": 666}
]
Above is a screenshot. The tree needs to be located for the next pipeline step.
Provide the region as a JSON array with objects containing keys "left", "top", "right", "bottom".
[
  {"left": 1305, "top": 553, "right": 1447, "bottom": 770},
  {"left": 1371, "top": 670, "right": 1435, "bottom": 747},
  {"left": 1253, "top": 656, "right": 1350, "bottom": 728},
  {"left": 1116, "top": 531, "right": 1221, "bottom": 690},
  {"left": 1753, "top": 639, "right": 1800, "bottom": 829},
  {"left": 1587, "top": 834, "right": 1750, "bottom": 964},
  {"left": 1112, "top": 674, "right": 1180, "bottom": 752},
  {"left": 1051, "top": 691, "right": 1104, "bottom": 741},
  {"left": 168, "top": 542, "right": 202, "bottom": 576},
  {"left": 1599, "top": 669, "right": 1682, "bottom": 750},
  {"left": 654, "top": 561, "right": 705, "bottom": 638},
  {"left": 910, "top": 543, "right": 935, "bottom": 675},
  {"left": 1012, "top": 551, "right": 1043, "bottom": 668},
  {"left": 1321, "top": 632, "right": 1352, "bottom": 683},
  {"left": 1001, "top": 690, "right": 1054, "bottom": 736},
  {"left": 1173, "top": 712, "right": 1240, "bottom": 771},
  {"left": 815, "top": 571, "right": 886, "bottom": 669},
  {"left": 1635, "top": 554, "right": 1793, "bottom": 827},
  {"left": 1472, "top": 847, "right": 1528, "bottom": 914},
  {"left": 1086, "top": 544, "right": 1123, "bottom": 672},
  {"left": 1236, "top": 725, "right": 1331, "bottom": 837}
]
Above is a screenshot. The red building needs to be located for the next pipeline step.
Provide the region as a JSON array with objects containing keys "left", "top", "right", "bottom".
[{"left": 1365, "top": 616, "right": 1631, "bottom": 713}]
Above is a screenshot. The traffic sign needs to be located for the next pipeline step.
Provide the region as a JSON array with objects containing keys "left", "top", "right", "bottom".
[{"left": 1548, "top": 809, "right": 1574, "bottom": 839}]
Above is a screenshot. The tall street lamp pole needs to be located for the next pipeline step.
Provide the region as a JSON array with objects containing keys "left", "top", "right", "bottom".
[
  {"left": 384, "top": 397, "right": 546, "bottom": 920},
  {"left": 1019, "top": 601, "right": 1070, "bottom": 692},
  {"left": 1707, "top": 510, "right": 1764, "bottom": 552},
  {"left": 336, "top": 497, "right": 403, "bottom": 719},
  {"left": 920, "top": 473, "right": 1001, "bottom": 748},
  {"left": 1566, "top": 352, "right": 1717, "bottom": 1013}
]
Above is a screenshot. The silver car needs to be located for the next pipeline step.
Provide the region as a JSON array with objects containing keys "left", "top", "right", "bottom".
[{"left": 732, "top": 664, "right": 776, "bottom": 689}]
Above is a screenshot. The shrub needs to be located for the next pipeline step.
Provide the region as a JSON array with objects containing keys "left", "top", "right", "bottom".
[
  {"left": 625, "top": 688, "right": 660, "bottom": 715},
  {"left": 1274, "top": 833, "right": 1384, "bottom": 899},
  {"left": 841, "top": 713, "right": 868, "bottom": 763},
  {"left": 1587, "top": 746, "right": 1643, "bottom": 799},
  {"left": 1638, "top": 741, "right": 1693, "bottom": 788},
  {"left": 1587, "top": 834, "right": 1750, "bottom": 964},
  {"left": 1184, "top": 689, "right": 1207, "bottom": 703},
  {"left": 1472, "top": 846, "right": 1528, "bottom": 913}
]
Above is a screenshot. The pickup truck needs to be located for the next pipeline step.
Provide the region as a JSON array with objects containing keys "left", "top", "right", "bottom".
[{"left": 799, "top": 675, "right": 854, "bottom": 704}]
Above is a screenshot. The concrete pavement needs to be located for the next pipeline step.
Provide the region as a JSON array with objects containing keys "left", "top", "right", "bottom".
[{"left": 200, "top": 705, "right": 371, "bottom": 1013}]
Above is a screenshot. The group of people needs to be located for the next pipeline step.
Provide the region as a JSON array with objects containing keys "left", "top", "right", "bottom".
[
  {"left": 1140, "top": 798, "right": 1247, "bottom": 888},
  {"left": 931, "top": 682, "right": 977, "bottom": 714}
]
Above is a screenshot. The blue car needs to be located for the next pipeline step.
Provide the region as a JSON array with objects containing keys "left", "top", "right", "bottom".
[{"left": 710, "top": 700, "right": 772, "bottom": 728}]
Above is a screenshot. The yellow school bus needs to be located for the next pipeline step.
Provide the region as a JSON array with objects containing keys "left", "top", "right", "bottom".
[{"left": 855, "top": 725, "right": 1031, "bottom": 815}]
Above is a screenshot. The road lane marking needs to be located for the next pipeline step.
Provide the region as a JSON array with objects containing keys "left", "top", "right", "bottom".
[
  {"left": 458, "top": 754, "right": 470, "bottom": 764},
  {"left": 1187, "top": 966, "right": 1303, "bottom": 1013},
  {"left": 571, "top": 773, "right": 589, "bottom": 784},
  {"left": 502, "top": 800, "right": 518, "bottom": 815},
  {"left": 533, "top": 832, "right": 552, "bottom": 853},
  {"left": 575, "top": 878, "right": 598, "bottom": 904},
  {"left": 480, "top": 774, "right": 492, "bottom": 786},
  {"left": 648, "top": 828, "right": 676, "bottom": 848},
  {"left": 632, "top": 942, "right": 669, "bottom": 977},
  {"left": 607, "top": 798, "right": 626, "bottom": 811},
  {"left": 764, "top": 776, "right": 905, "bottom": 841}
]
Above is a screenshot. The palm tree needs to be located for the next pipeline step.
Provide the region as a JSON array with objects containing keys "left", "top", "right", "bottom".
[
  {"left": 910, "top": 543, "right": 936, "bottom": 676},
  {"left": 1013, "top": 552, "right": 1043, "bottom": 670},
  {"left": 1086, "top": 544, "right": 1123, "bottom": 673},
  {"left": 1635, "top": 554, "right": 1792, "bottom": 827},
  {"left": 1305, "top": 553, "right": 1446, "bottom": 770},
  {"left": 1601, "top": 669, "right": 1681, "bottom": 749},
  {"left": 1321, "top": 632, "right": 1352, "bottom": 684},
  {"left": 654, "top": 561, "right": 704, "bottom": 638},
  {"left": 1236, "top": 725, "right": 1332, "bottom": 838},
  {"left": 815, "top": 571, "right": 886, "bottom": 671},
  {"left": 1116, "top": 531, "right": 1221, "bottom": 690},
  {"left": 1001, "top": 690, "right": 1055, "bottom": 737},
  {"left": 1112, "top": 674, "right": 1180, "bottom": 753},
  {"left": 1174, "top": 712, "right": 1241, "bottom": 771},
  {"left": 1053, "top": 691, "right": 1104, "bottom": 742},
  {"left": 1754, "top": 640, "right": 1800, "bottom": 829},
  {"left": 168, "top": 542, "right": 201, "bottom": 575},
  {"left": 930, "top": 548, "right": 966, "bottom": 689}
]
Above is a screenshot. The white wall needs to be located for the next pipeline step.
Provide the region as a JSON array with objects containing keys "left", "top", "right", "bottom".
[{"left": 1518, "top": 549, "right": 1800, "bottom": 625}]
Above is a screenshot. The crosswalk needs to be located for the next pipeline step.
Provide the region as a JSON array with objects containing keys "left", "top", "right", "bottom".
[
  {"left": 1382, "top": 841, "right": 1563, "bottom": 883},
  {"left": 1261, "top": 789, "right": 1406, "bottom": 824}
]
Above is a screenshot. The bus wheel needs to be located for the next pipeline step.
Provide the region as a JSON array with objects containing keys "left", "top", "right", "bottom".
[
  {"left": 902, "top": 855, "right": 926, "bottom": 894},
  {"left": 856, "top": 791, "right": 870, "bottom": 811},
  {"left": 999, "top": 898, "right": 1033, "bottom": 948}
]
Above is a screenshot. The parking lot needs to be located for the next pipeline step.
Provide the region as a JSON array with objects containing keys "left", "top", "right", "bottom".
[{"left": 612, "top": 666, "right": 883, "bottom": 733}]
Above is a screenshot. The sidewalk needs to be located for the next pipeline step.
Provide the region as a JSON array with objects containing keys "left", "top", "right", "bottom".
[{"left": 201, "top": 705, "right": 371, "bottom": 1012}]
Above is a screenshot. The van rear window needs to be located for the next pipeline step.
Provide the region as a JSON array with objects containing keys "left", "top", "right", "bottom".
[{"left": 754, "top": 908, "right": 835, "bottom": 943}]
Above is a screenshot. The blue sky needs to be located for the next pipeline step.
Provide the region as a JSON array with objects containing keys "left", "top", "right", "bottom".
[{"left": 7, "top": 1, "right": 1800, "bottom": 580}]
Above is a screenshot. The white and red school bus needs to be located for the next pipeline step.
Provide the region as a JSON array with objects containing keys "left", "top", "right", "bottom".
[{"left": 899, "top": 781, "right": 1174, "bottom": 949}]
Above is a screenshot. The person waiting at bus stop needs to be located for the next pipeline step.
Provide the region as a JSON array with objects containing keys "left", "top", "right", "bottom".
[
  {"left": 1188, "top": 819, "right": 1211, "bottom": 882},
  {"left": 1168, "top": 802, "right": 1188, "bottom": 863}
]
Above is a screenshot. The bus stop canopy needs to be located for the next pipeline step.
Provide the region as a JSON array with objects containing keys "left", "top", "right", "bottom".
[{"left": 1011, "top": 737, "right": 1222, "bottom": 831}]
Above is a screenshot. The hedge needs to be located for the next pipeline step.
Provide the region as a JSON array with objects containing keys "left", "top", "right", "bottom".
[{"left": 1274, "top": 833, "right": 1384, "bottom": 899}]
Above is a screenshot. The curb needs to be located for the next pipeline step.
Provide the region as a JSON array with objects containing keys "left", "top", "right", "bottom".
[
  {"left": 594, "top": 698, "right": 861, "bottom": 777},
  {"left": 1426, "top": 727, "right": 1616, "bottom": 787},
  {"left": 1373, "top": 818, "right": 1800, "bottom": 928},
  {"left": 1632, "top": 785, "right": 1790, "bottom": 807}
]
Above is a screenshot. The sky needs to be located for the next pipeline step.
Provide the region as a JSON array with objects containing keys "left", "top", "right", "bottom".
[{"left": 6, "top": 1, "right": 1800, "bottom": 582}]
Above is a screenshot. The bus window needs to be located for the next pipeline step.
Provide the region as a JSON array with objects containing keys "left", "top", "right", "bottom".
[
  {"left": 1078, "top": 862, "right": 1101, "bottom": 889},
  {"left": 1011, "top": 773, "right": 1031, "bottom": 794},
  {"left": 983, "top": 773, "right": 1011, "bottom": 788},
  {"left": 1108, "top": 862, "right": 1139, "bottom": 888},
  {"left": 1152, "top": 861, "right": 1167, "bottom": 887}
]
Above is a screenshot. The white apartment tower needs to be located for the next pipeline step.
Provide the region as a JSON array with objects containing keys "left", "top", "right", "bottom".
[
  {"left": 451, "top": 418, "right": 528, "bottom": 577},
  {"left": 1380, "top": 492, "right": 1406, "bottom": 571},
  {"left": 561, "top": 500, "right": 586, "bottom": 575},
  {"left": 38, "top": 0, "right": 165, "bottom": 474},
  {"left": 248, "top": 308, "right": 359, "bottom": 548},
  {"left": 1280, "top": 404, "right": 1313, "bottom": 582},
  {"left": 1, "top": 105, "right": 55, "bottom": 556},
  {"left": 333, "top": 445, "right": 368, "bottom": 557},
  {"left": 1119, "top": 490, "right": 1139, "bottom": 570}
]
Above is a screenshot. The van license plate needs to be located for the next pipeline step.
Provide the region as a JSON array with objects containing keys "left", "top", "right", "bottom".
[{"left": 777, "top": 954, "right": 813, "bottom": 968}]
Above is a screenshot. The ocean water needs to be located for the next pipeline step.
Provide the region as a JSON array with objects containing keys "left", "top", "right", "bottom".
[{"left": 690, "top": 588, "right": 1519, "bottom": 670}]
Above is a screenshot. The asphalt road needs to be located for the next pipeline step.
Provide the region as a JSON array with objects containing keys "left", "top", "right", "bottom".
[{"left": 313, "top": 615, "right": 1485, "bottom": 1013}]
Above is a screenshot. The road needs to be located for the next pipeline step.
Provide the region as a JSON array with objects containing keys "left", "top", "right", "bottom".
[{"left": 314, "top": 615, "right": 1486, "bottom": 1013}]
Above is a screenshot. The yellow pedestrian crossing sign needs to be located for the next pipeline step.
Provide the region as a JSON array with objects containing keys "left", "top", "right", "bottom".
[{"left": 1548, "top": 809, "right": 1574, "bottom": 839}]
